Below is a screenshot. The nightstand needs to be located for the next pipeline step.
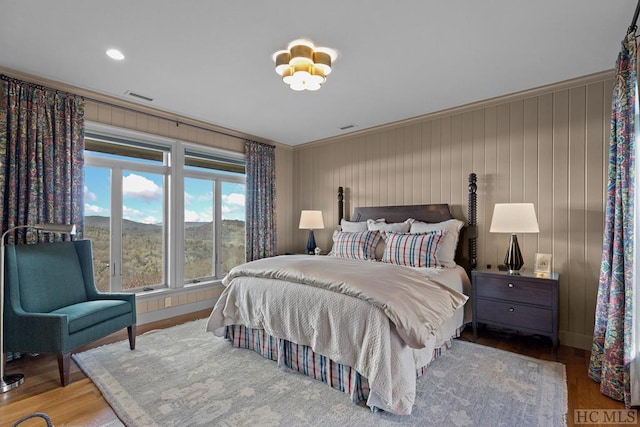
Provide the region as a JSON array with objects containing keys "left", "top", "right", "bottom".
[{"left": 472, "top": 269, "right": 559, "bottom": 360}]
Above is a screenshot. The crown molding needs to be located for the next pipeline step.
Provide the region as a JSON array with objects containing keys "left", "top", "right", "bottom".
[{"left": 294, "top": 69, "right": 615, "bottom": 151}]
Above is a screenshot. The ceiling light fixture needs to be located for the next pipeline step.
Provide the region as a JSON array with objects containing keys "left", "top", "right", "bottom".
[
  {"left": 106, "top": 48, "right": 125, "bottom": 61},
  {"left": 272, "top": 39, "right": 337, "bottom": 91}
]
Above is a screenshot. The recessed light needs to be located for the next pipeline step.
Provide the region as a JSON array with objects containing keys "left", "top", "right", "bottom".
[{"left": 106, "top": 48, "right": 125, "bottom": 61}]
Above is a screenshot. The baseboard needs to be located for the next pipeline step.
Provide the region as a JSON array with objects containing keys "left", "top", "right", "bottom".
[{"left": 560, "top": 331, "right": 593, "bottom": 351}]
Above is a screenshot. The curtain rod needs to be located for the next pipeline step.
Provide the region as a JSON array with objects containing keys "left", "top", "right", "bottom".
[
  {"left": 630, "top": 0, "right": 640, "bottom": 33},
  {"left": 83, "top": 96, "right": 251, "bottom": 143},
  {"left": 1, "top": 74, "right": 82, "bottom": 100},
  {"left": 84, "top": 96, "right": 274, "bottom": 148}
]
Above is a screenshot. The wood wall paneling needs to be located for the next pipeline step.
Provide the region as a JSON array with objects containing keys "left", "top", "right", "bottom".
[
  {"left": 292, "top": 73, "right": 614, "bottom": 350},
  {"left": 523, "top": 97, "right": 539, "bottom": 270},
  {"left": 552, "top": 89, "right": 571, "bottom": 337},
  {"left": 568, "top": 86, "right": 587, "bottom": 337}
]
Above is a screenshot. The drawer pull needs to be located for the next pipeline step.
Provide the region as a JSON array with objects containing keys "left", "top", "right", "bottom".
[
  {"left": 508, "top": 283, "right": 514, "bottom": 288},
  {"left": 509, "top": 307, "right": 515, "bottom": 312}
]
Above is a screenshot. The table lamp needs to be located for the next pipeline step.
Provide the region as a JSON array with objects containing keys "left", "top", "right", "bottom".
[
  {"left": 299, "top": 211, "right": 324, "bottom": 255},
  {"left": 1, "top": 223, "right": 76, "bottom": 393},
  {"left": 489, "top": 203, "right": 539, "bottom": 274}
]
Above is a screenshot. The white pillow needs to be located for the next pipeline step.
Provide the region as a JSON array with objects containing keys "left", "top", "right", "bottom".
[
  {"left": 340, "top": 219, "right": 368, "bottom": 232},
  {"left": 367, "top": 218, "right": 414, "bottom": 233},
  {"left": 410, "top": 219, "right": 464, "bottom": 268}
]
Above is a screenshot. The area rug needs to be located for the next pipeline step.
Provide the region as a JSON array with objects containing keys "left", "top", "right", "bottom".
[{"left": 73, "top": 319, "right": 567, "bottom": 426}]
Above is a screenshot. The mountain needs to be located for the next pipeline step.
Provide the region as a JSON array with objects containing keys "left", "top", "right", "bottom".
[
  {"left": 85, "top": 216, "right": 163, "bottom": 233},
  {"left": 83, "top": 216, "right": 245, "bottom": 291}
]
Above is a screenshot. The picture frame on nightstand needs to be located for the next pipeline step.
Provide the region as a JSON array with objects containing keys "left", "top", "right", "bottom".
[{"left": 534, "top": 252, "right": 552, "bottom": 277}]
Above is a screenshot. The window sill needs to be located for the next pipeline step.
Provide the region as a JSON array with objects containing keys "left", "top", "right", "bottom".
[{"left": 134, "top": 280, "right": 223, "bottom": 300}]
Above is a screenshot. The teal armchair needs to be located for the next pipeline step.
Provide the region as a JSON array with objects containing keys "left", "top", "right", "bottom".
[{"left": 3, "top": 239, "right": 136, "bottom": 386}]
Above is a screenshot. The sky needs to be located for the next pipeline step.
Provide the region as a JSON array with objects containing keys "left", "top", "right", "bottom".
[{"left": 84, "top": 166, "right": 245, "bottom": 224}]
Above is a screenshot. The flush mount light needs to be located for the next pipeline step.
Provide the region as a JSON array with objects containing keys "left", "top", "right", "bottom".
[
  {"left": 272, "top": 39, "right": 337, "bottom": 91},
  {"left": 106, "top": 48, "right": 125, "bottom": 61}
]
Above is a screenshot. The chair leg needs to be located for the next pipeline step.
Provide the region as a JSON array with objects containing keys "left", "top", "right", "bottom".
[
  {"left": 57, "top": 353, "right": 71, "bottom": 386},
  {"left": 128, "top": 324, "right": 137, "bottom": 350}
]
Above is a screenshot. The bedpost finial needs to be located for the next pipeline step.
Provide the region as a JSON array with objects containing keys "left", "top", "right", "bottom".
[
  {"left": 468, "top": 173, "right": 477, "bottom": 193},
  {"left": 467, "top": 173, "right": 478, "bottom": 272},
  {"left": 338, "top": 186, "right": 344, "bottom": 226}
]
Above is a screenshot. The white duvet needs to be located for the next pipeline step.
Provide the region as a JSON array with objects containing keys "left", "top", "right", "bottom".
[{"left": 206, "top": 255, "right": 470, "bottom": 415}]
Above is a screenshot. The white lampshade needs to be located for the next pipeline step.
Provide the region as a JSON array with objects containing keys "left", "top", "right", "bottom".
[
  {"left": 299, "top": 210, "right": 324, "bottom": 230},
  {"left": 489, "top": 203, "right": 540, "bottom": 233}
]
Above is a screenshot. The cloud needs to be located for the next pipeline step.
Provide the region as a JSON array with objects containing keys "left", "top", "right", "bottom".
[
  {"left": 85, "top": 203, "right": 107, "bottom": 215},
  {"left": 185, "top": 209, "right": 212, "bottom": 222},
  {"left": 84, "top": 185, "right": 97, "bottom": 202},
  {"left": 123, "top": 173, "right": 162, "bottom": 202},
  {"left": 123, "top": 205, "right": 158, "bottom": 224},
  {"left": 197, "top": 192, "right": 213, "bottom": 202},
  {"left": 222, "top": 193, "right": 245, "bottom": 207},
  {"left": 142, "top": 216, "right": 158, "bottom": 224},
  {"left": 221, "top": 193, "right": 245, "bottom": 220},
  {"left": 184, "top": 191, "right": 211, "bottom": 205}
]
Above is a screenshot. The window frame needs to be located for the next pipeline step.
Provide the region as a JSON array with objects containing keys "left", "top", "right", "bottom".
[
  {"left": 182, "top": 143, "right": 245, "bottom": 282},
  {"left": 84, "top": 122, "right": 245, "bottom": 292}
]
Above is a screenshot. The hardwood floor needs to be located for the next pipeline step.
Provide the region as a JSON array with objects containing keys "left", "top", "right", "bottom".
[
  {"left": 2, "top": 309, "right": 211, "bottom": 427},
  {"left": 2, "top": 313, "right": 625, "bottom": 427}
]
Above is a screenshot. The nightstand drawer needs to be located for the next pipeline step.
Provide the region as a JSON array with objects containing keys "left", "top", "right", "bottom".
[
  {"left": 476, "top": 299, "right": 553, "bottom": 333},
  {"left": 475, "top": 275, "right": 553, "bottom": 306}
]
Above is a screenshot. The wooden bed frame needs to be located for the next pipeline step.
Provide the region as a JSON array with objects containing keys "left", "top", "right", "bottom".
[
  {"left": 220, "top": 173, "right": 478, "bottom": 414},
  {"left": 337, "top": 172, "right": 478, "bottom": 272}
]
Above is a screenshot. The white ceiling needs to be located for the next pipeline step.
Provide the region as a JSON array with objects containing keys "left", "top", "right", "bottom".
[{"left": 0, "top": 1, "right": 636, "bottom": 146}]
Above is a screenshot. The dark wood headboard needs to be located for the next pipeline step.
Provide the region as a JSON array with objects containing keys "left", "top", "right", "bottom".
[
  {"left": 337, "top": 173, "right": 478, "bottom": 272},
  {"left": 351, "top": 204, "right": 453, "bottom": 224}
]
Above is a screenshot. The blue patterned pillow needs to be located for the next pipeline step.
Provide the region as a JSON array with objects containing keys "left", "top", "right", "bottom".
[
  {"left": 329, "top": 230, "right": 381, "bottom": 261},
  {"left": 382, "top": 230, "right": 446, "bottom": 267}
]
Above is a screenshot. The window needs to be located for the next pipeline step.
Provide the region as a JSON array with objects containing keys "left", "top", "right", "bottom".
[
  {"left": 84, "top": 123, "right": 245, "bottom": 292},
  {"left": 183, "top": 150, "right": 245, "bottom": 282}
]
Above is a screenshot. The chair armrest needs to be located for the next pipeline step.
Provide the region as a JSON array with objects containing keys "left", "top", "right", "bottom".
[
  {"left": 4, "top": 309, "right": 69, "bottom": 353},
  {"left": 88, "top": 291, "right": 136, "bottom": 304}
]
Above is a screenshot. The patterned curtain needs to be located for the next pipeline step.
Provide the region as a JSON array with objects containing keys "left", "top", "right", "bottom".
[
  {"left": 588, "top": 32, "right": 637, "bottom": 407},
  {"left": 245, "top": 140, "right": 276, "bottom": 261},
  {"left": 0, "top": 75, "right": 85, "bottom": 244}
]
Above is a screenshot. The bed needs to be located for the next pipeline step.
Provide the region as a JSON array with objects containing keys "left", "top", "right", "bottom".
[{"left": 206, "top": 174, "right": 478, "bottom": 415}]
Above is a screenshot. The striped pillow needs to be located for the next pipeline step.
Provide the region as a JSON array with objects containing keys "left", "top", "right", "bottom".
[
  {"left": 329, "top": 230, "right": 381, "bottom": 261},
  {"left": 382, "top": 230, "right": 446, "bottom": 268}
]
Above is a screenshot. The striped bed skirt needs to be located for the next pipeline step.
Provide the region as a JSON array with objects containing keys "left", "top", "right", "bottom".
[{"left": 224, "top": 325, "right": 460, "bottom": 410}]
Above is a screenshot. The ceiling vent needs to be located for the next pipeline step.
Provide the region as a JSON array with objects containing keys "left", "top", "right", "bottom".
[
  {"left": 339, "top": 124, "right": 355, "bottom": 131},
  {"left": 124, "top": 90, "right": 154, "bottom": 102}
]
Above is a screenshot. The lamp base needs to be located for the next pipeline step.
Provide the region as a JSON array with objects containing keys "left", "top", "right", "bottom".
[
  {"left": 306, "top": 230, "right": 317, "bottom": 255},
  {"left": 1, "top": 373, "right": 24, "bottom": 393},
  {"left": 504, "top": 234, "right": 524, "bottom": 274}
]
